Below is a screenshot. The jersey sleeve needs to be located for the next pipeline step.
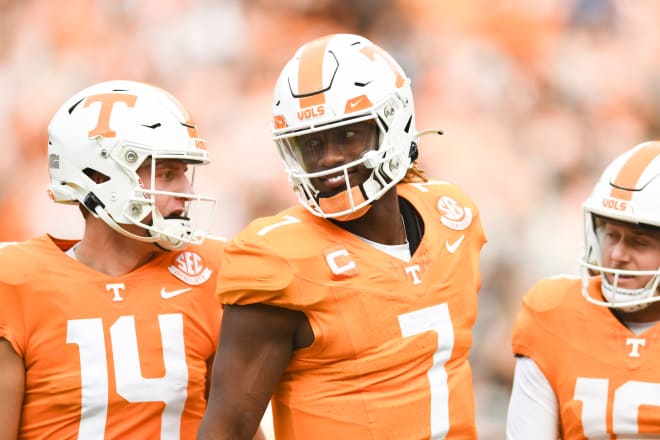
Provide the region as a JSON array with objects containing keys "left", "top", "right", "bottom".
[
  {"left": 511, "top": 276, "right": 575, "bottom": 369},
  {"left": 216, "top": 228, "right": 296, "bottom": 308}
]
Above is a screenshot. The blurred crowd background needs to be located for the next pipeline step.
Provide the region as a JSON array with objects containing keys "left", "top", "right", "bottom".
[{"left": 2, "top": 0, "right": 659, "bottom": 438}]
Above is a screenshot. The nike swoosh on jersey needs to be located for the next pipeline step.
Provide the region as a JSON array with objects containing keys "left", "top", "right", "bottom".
[
  {"left": 445, "top": 235, "right": 464, "bottom": 254},
  {"left": 160, "top": 287, "right": 192, "bottom": 299}
]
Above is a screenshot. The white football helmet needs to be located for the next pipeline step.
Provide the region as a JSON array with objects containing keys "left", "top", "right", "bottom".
[
  {"left": 47, "top": 80, "right": 215, "bottom": 250},
  {"left": 272, "top": 33, "right": 438, "bottom": 221},
  {"left": 579, "top": 140, "right": 660, "bottom": 311}
]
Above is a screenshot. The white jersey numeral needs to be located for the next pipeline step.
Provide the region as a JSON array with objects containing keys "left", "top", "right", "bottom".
[
  {"left": 257, "top": 215, "right": 301, "bottom": 236},
  {"left": 398, "top": 303, "right": 454, "bottom": 439},
  {"left": 408, "top": 181, "right": 448, "bottom": 192},
  {"left": 67, "top": 319, "right": 109, "bottom": 439},
  {"left": 67, "top": 314, "right": 188, "bottom": 440},
  {"left": 574, "top": 377, "right": 660, "bottom": 437}
]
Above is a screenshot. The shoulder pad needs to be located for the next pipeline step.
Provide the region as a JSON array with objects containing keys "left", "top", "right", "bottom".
[{"left": 523, "top": 275, "right": 580, "bottom": 312}]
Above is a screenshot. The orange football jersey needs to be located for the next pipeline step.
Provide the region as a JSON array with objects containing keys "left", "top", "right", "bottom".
[
  {"left": 512, "top": 276, "right": 660, "bottom": 439},
  {"left": 218, "top": 181, "right": 486, "bottom": 439},
  {"left": 0, "top": 234, "right": 225, "bottom": 439}
]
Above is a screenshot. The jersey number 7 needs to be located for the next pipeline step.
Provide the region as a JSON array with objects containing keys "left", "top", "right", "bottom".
[{"left": 399, "top": 303, "right": 454, "bottom": 439}]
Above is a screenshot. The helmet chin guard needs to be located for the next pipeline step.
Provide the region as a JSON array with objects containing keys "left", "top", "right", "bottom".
[{"left": 580, "top": 249, "right": 660, "bottom": 312}]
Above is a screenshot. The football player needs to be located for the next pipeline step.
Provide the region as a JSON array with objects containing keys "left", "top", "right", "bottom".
[
  {"left": 198, "top": 34, "right": 487, "bottom": 439},
  {"left": 507, "top": 140, "right": 660, "bottom": 438},
  {"left": 0, "top": 80, "right": 265, "bottom": 439}
]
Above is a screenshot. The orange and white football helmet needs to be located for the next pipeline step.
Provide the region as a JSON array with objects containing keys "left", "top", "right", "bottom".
[
  {"left": 580, "top": 140, "right": 660, "bottom": 311},
  {"left": 271, "top": 34, "right": 438, "bottom": 221},
  {"left": 47, "top": 80, "right": 215, "bottom": 250}
]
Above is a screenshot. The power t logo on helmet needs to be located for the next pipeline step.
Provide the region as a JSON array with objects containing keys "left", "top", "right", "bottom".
[
  {"left": 84, "top": 93, "right": 138, "bottom": 138},
  {"left": 271, "top": 34, "right": 439, "bottom": 221},
  {"left": 47, "top": 80, "right": 215, "bottom": 250}
]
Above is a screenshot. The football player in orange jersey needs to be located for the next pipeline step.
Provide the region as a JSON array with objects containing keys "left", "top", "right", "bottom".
[
  {"left": 507, "top": 140, "right": 660, "bottom": 439},
  {"left": 0, "top": 80, "right": 265, "bottom": 440},
  {"left": 198, "top": 34, "right": 487, "bottom": 440}
]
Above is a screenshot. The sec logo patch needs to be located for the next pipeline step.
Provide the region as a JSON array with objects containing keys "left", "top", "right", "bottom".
[
  {"left": 168, "top": 250, "right": 212, "bottom": 285},
  {"left": 437, "top": 196, "right": 472, "bottom": 231}
]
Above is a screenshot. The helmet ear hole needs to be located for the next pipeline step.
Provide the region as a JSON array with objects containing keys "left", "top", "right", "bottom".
[{"left": 82, "top": 168, "right": 110, "bottom": 184}]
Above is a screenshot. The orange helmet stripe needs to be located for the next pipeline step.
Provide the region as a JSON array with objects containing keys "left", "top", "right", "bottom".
[
  {"left": 297, "top": 35, "right": 332, "bottom": 109},
  {"left": 153, "top": 85, "right": 199, "bottom": 138},
  {"left": 360, "top": 44, "right": 405, "bottom": 88},
  {"left": 610, "top": 141, "right": 660, "bottom": 200}
]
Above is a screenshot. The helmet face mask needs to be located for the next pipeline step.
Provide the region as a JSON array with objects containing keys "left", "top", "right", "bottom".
[
  {"left": 47, "top": 80, "right": 215, "bottom": 250},
  {"left": 579, "top": 141, "right": 660, "bottom": 311},
  {"left": 581, "top": 213, "right": 660, "bottom": 311},
  {"left": 271, "top": 34, "right": 417, "bottom": 220},
  {"left": 282, "top": 119, "right": 380, "bottom": 175}
]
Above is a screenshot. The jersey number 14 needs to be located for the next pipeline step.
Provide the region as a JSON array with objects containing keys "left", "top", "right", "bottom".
[{"left": 67, "top": 314, "right": 187, "bottom": 439}]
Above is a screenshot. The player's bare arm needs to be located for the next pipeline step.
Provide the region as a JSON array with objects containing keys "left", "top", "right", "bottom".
[
  {"left": 199, "top": 303, "right": 312, "bottom": 440},
  {"left": 0, "top": 338, "right": 24, "bottom": 440}
]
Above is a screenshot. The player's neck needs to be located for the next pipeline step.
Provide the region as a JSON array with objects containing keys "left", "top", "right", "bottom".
[
  {"left": 612, "top": 301, "right": 660, "bottom": 324},
  {"left": 331, "top": 189, "right": 406, "bottom": 245},
  {"left": 75, "top": 220, "right": 162, "bottom": 276}
]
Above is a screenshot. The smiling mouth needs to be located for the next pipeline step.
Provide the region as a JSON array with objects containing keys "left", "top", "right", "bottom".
[
  {"left": 323, "top": 174, "right": 347, "bottom": 186},
  {"left": 315, "top": 170, "right": 354, "bottom": 194}
]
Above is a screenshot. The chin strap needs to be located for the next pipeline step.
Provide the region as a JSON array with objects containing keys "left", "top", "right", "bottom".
[
  {"left": 93, "top": 205, "right": 159, "bottom": 242},
  {"left": 87, "top": 195, "right": 189, "bottom": 251},
  {"left": 601, "top": 274, "right": 654, "bottom": 312},
  {"left": 317, "top": 185, "right": 372, "bottom": 221},
  {"left": 316, "top": 162, "right": 388, "bottom": 221}
]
